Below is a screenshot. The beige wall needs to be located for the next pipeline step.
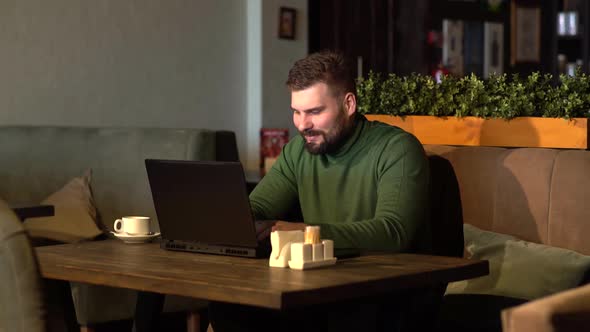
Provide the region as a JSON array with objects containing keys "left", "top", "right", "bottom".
[
  {"left": 244, "top": 0, "right": 307, "bottom": 170},
  {"left": 262, "top": 0, "right": 308, "bottom": 135}
]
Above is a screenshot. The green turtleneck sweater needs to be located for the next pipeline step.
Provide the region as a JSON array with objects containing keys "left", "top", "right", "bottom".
[{"left": 249, "top": 114, "right": 430, "bottom": 252}]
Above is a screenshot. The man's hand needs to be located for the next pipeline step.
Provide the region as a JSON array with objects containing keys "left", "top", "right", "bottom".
[
  {"left": 271, "top": 221, "right": 306, "bottom": 232},
  {"left": 255, "top": 220, "right": 276, "bottom": 241},
  {"left": 255, "top": 220, "right": 306, "bottom": 241}
]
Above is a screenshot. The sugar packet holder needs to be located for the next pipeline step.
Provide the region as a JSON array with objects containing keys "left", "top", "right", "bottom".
[{"left": 268, "top": 230, "right": 337, "bottom": 270}]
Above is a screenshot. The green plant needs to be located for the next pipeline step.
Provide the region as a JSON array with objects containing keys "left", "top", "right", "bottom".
[
  {"left": 356, "top": 70, "right": 590, "bottom": 119},
  {"left": 356, "top": 71, "right": 383, "bottom": 114}
]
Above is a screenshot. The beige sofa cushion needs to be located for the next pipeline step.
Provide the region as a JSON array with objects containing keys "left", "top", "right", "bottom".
[
  {"left": 425, "top": 145, "right": 590, "bottom": 256},
  {"left": 23, "top": 171, "right": 103, "bottom": 243},
  {"left": 548, "top": 150, "right": 590, "bottom": 255},
  {"left": 446, "top": 224, "right": 590, "bottom": 300},
  {"left": 492, "top": 148, "right": 559, "bottom": 244},
  {"left": 423, "top": 145, "right": 507, "bottom": 231}
]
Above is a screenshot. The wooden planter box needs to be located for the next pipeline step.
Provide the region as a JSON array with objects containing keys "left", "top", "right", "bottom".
[{"left": 366, "top": 115, "right": 589, "bottom": 149}]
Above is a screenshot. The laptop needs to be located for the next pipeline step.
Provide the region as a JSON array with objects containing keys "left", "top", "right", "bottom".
[{"left": 145, "top": 159, "right": 271, "bottom": 258}]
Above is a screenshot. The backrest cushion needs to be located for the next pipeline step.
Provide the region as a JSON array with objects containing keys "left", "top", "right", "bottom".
[
  {"left": 424, "top": 145, "right": 508, "bottom": 231},
  {"left": 492, "top": 148, "right": 558, "bottom": 244},
  {"left": 548, "top": 150, "right": 590, "bottom": 254},
  {"left": 424, "top": 145, "right": 590, "bottom": 255},
  {"left": 0, "top": 127, "right": 216, "bottom": 230}
]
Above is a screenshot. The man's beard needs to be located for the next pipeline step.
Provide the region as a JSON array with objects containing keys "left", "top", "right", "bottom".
[{"left": 300, "top": 109, "right": 354, "bottom": 155}]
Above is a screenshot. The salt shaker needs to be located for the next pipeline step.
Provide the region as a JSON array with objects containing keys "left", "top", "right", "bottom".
[{"left": 304, "top": 225, "right": 321, "bottom": 244}]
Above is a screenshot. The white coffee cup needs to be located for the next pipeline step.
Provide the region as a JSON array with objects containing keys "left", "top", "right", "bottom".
[{"left": 113, "top": 216, "right": 151, "bottom": 235}]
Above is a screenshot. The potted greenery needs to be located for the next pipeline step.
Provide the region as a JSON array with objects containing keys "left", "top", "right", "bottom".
[{"left": 356, "top": 71, "right": 590, "bottom": 149}]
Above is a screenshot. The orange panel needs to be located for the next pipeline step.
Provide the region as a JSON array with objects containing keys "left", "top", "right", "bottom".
[{"left": 366, "top": 115, "right": 588, "bottom": 149}]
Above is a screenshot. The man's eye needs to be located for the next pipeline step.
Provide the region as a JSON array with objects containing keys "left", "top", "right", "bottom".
[{"left": 310, "top": 110, "right": 321, "bottom": 115}]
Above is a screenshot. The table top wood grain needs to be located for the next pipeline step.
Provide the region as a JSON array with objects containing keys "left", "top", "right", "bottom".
[{"left": 36, "top": 240, "right": 488, "bottom": 310}]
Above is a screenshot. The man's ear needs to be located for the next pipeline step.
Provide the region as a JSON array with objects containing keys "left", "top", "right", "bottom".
[{"left": 343, "top": 92, "right": 357, "bottom": 116}]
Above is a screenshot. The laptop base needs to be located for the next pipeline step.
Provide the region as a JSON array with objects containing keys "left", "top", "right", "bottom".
[{"left": 161, "top": 239, "right": 268, "bottom": 258}]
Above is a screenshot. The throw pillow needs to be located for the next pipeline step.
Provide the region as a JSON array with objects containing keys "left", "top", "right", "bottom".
[
  {"left": 445, "top": 224, "right": 590, "bottom": 300},
  {"left": 23, "top": 170, "right": 104, "bottom": 243}
]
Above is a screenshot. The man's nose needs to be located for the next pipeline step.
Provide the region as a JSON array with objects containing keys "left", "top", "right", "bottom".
[{"left": 297, "top": 114, "right": 312, "bottom": 132}]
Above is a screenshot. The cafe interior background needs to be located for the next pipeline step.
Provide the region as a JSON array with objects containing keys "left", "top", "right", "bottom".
[
  {"left": 4, "top": 0, "right": 581, "bottom": 173},
  {"left": 3, "top": 0, "right": 590, "bottom": 331}
]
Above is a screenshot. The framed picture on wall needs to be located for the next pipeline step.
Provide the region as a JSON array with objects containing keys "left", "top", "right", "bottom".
[
  {"left": 510, "top": 0, "right": 541, "bottom": 64},
  {"left": 278, "top": 7, "right": 297, "bottom": 40},
  {"left": 442, "top": 19, "right": 464, "bottom": 76},
  {"left": 484, "top": 22, "right": 504, "bottom": 78}
]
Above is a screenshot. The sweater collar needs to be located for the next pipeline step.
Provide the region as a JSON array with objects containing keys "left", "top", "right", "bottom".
[{"left": 325, "top": 113, "right": 367, "bottom": 159}]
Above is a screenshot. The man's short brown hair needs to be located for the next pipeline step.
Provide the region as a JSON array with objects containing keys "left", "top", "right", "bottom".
[{"left": 286, "top": 51, "right": 356, "bottom": 98}]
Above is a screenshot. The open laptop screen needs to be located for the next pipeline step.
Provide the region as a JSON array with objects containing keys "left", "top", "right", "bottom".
[{"left": 145, "top": 159, "right": 258, "bottom": 249}]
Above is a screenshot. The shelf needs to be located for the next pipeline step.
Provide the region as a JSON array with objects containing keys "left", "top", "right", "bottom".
[
  {"left": 550, "top": 0, "right": 590, "bottom": 76},
  {"left": 557, "top": 34, "right": 583, "bottom": 40}
]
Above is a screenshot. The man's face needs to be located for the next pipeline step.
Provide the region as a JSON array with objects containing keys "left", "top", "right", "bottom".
[{"left": 291, "top": 82, "right": 354, "bottom": 154}]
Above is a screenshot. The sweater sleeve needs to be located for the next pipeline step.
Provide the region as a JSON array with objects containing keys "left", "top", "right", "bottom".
[
  {"left": 314, "top": 134, "right": 430, "bottom": 252},
  {"left": 249, "top": 145, "right": 300, "bottom": 221}
]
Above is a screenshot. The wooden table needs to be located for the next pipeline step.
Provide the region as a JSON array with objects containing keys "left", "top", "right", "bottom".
[{"left": 36, "top": 240, "right": 487, "bottom": 311}]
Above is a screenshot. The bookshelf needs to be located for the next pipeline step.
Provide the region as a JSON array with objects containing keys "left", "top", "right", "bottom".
[
  {"left": 430, "top": 0, "right": 590, "bottom": 78},
  {"left": 430, "top": 0, "right": 509, "bottom": 78},
  {"left": 308, "top": 0, "right": 590, "bottom": 78},
  {"left": 552, "top": 0, "right": 589, "bottom": 75}
]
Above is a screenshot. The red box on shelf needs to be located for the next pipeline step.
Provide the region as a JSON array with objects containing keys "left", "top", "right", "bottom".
[{"left": 260, "top": 128, "right": 289, "bottom": 176}]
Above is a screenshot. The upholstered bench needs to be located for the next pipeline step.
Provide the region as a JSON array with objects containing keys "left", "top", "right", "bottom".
[
  {"left": 0, "top": 126, "right": 234, "bottom": 330},
  {"left": 423, "top": 145, "right": 590, "bottom": 332}
]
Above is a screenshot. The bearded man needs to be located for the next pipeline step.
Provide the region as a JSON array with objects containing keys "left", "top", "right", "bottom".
[{"left": 209, "top": 51, "right": 430, "bottom": 332}]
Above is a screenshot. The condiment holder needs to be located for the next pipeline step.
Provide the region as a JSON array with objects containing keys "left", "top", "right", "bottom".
[{"left": 269, "top": 226, "right": 337, "bottom": 270}]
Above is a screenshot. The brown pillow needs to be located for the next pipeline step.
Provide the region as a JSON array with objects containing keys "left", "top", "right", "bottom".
[{"left": 23, "top": 170, "right": 103, "bottom": 243}]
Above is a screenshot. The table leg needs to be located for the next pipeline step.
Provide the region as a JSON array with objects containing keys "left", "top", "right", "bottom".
[
  {"left": 132, "top": 291, "right": 165, "bottom": 332},
  {"left": 44, "top": 279, "right": 79, "bottom": 332}
]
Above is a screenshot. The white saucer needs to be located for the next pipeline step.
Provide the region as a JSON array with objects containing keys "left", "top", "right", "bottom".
[{"left": 111, "top": 231, "right": 161, "bottom": 244}]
